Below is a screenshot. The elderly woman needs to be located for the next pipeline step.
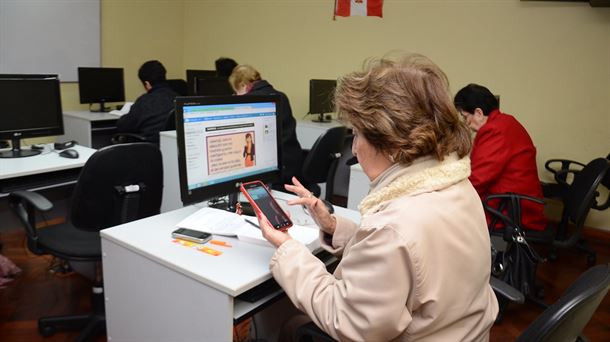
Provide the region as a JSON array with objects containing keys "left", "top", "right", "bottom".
[{"left": 257, "top": 54, "right": 498, "bottom": 341}]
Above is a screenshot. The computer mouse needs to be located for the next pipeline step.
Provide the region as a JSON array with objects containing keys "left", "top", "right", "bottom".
[{"left": 59, "top": 149, "right": 79, "bottom": 159}]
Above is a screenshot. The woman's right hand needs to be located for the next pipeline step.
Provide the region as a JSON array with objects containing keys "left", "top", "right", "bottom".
[{"left": 285, "top": 177, "right": 336, "bottom": 235}]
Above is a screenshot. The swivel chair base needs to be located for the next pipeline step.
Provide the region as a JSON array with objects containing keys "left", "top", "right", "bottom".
[{"left": 39, "top": 285, "right": 106, "bottom": 342}]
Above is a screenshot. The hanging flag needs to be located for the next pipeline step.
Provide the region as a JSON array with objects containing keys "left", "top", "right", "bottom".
[{"left": 334, "top": 0, "right": 383, "bottom": 18}]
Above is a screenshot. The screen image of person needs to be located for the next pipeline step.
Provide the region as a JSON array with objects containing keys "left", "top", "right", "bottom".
[
  {"left": 181, "top": 101, "right": 278, "bottom": 193},
  {"left": 243, "top": 132, "right": 255, "bottom": 167},
  {"left": 254, "top": 54, "right": 498, "bottom": 341}
]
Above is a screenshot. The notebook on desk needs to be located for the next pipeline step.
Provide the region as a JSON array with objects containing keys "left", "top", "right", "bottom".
[{"left": 175, "top": 206, "right": 319, "bottom": 249}]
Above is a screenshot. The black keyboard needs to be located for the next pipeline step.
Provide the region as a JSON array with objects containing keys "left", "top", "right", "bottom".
[
  {"left": 236, "top": 250, "right": 337, "bottom": 303},
  {"left": 0, "top": 168, "right": 81, "bottom": 194}
]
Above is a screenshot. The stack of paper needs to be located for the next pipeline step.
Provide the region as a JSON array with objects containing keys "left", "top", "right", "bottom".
[{"left": 237, "top": 217, "right": 320, "bottom": 249}]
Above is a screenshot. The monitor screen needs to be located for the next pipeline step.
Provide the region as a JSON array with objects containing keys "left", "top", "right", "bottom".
[
  {"left": 309, "top": 79, "right": 337, "bottom": 114},
  {"left": 175, "top": 95, "right": 282, "bottom": 206},
  {"left": 78, "top": 67, "right": 125, "bottom": 106},
  {"left": 0, "top": 75, "right": 63, "bottom": 158},
  {"left": 195, "top": 77, "right": 234, "bottom": 96},
  {"left": 186, "top": 69, "right": 217, "bottom": 95}
]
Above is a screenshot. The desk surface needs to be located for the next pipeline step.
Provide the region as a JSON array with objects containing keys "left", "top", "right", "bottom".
[
  {"left": 0, "top": 144, "right": 96, "bottom": 180},
  {"left": 64, "top": 110, "right": 120, "bottom": 122},
  {"left": 101, "top": 191, "right": 360, "bottom": 297}
]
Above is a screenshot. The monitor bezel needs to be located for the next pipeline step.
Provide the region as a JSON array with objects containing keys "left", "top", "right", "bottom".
[
  {"left": 175, "top": 94, "right": 283, "bottom": 206},
  {"left": 77, "top": 67, "right": 126, "bottom": 104},
  {"left": 0, "top": 75, "right": 64, "bottom": 140}
]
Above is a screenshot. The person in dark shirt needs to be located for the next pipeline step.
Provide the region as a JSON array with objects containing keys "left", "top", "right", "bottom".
[
  {"left": 215, "top": 57, "right": 238, "bottom": 77},
  {"left": 229, "top": 64, "right": 303, "bottom": 187},
  {"left": 116, "top": 60, "right": 177, "bottom": 144}
]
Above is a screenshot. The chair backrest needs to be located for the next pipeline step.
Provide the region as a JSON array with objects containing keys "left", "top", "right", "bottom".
[
  {"left": 562, "top": 158, "right": 610, "bottom": 228},
  {"left": 164, "top": 108, "right": 177, "bottom": 131},
  {"left": 331, "top": 134, "right": 354, "bottom": 200},
  {"left": 71, "top": 143, "right": 163, "bottom": 231},
  {"left": 302, "top": 126, "right": 347, "bottom": 187},
  {"left": 516, "top": 264, "right": 610, "bottom": 342}
]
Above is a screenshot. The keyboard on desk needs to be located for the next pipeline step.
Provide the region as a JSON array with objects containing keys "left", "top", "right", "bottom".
[
  {"left": 235, "top": 250, "right": 337, "bottom": 303},
  {"left": 0, "top": 168, "right": 81, "bottom": 194}
]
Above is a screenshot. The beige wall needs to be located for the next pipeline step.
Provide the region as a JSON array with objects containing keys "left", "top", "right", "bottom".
[{"left": 44, "top": 0, "right": 610, "bottom": 229}]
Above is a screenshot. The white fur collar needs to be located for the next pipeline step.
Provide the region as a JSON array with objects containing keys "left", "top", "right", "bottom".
[{"left": 358, "top": 154, "right": 471, "bottom": 216}]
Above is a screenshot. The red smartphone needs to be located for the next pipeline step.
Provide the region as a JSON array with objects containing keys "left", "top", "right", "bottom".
[{"left": 240, "top": 180, "right": 293, "bottom": 230}]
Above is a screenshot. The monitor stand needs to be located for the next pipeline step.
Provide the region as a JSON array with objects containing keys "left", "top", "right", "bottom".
[
  {"left": 0, "top": 137, "right": 41, "bottom": 158},
  {"left": 311, "top": 113, "right": 332, "bottom": 123},
  {"left": 208, "top": 192, "right": 239, "bottom": 213},
  {"left": 90, "top": 101, "right": 112, "bottom": 113}
]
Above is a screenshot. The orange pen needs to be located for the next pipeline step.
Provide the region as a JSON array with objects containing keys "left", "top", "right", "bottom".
[{"left": 210, "top": 240, "right": 232, "bottom": 248}]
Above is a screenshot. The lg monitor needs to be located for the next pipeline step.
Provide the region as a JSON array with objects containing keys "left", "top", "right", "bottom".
[
  {"left": 175, "top": 95, "right": 282, "bottom": 210},
  {"left": 186, "top": 69, "right": 217, "bottom": 95},
  {"left": 195, "top": 77, "right": 234, "bottom": 96},
  {"left": 78, "top": 67, "right": 125, "bottom": 112},
  {"left": 309, "top": 79, "right": 337, "bottom": 123},
  {"left": 0, "top": 75, "right": 63, "bottom": 158}
]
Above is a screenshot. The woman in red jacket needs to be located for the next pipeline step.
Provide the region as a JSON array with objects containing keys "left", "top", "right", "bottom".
[{"left": 454, "top": 83, "right": 547, "bottom": 231}]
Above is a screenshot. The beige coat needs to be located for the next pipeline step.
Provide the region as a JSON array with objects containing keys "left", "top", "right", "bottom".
[{"left": 270, "top": 154, "right": 498, "bottom": 341}]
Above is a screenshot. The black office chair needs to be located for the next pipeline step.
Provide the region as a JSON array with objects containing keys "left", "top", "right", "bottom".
[
  {"left": 110, "top": 132, "right": 148, "bottom": 145},
  {"left": 302, "top": 126, "right": 347, "bottom": 200},
  {"left": 164, "top": 108, "right": 177, "bottom": 131},
  {"left": 8, "top": 143, "right": 163, "bottom": 341},
  {"left": 329, "top": 134, "right": 354, "bottom": 207},
  {"left": 487, "top": 157, "right": 610, "bottom": 263},
  {"left": 542, "top": 153, "right": 610, "bottom": 211}
]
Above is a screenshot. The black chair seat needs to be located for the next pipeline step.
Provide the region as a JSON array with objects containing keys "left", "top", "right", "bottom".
[{"left": 37, "top": 223, "right": 101, "bottom": 260}]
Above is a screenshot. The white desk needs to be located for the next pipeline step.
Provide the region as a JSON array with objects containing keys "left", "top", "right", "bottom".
[
  {"left": 101, "top": 191, "right": 360, "bottom": 341},
  {"left": 60, "top": 111, "right": 119, "bottom": 148},
  {"left": 0, "top": 144, "right": 97, "bottom": 196},
  {"left": 295, "top": 120, "right": 343, "bottom": 150}
]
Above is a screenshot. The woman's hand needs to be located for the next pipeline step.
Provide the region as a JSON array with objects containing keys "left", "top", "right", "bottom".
[
  {"left": 284, "top": 177, "right": 336, "bottom": 235},
  {"left": 257, "top": 214, "right": 291, "bottom": 248}
]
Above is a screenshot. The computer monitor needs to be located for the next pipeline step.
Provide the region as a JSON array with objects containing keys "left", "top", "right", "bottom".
[
  {"left": 78, "top": 67, "right": 125, "bottom": 112},
  {"left": 309, "top": 79, "right": 337, "bottom": 123},
  {"left": 195, "top": 77, "right": 234, "bottom": 96},
  {"left": 0, "top": 75, "right": 63, "bottom": 158},
  {"left": 186, "top": 69, "right": 217, "bottom": 95},
  {"left": 175, "top": 95, "right": 282, "bottom": 210},
  {"left": 166, "top": 79, "right": 188, "bottom": 96}
]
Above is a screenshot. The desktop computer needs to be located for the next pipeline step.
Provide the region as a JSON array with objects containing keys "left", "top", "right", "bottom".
[
  {"left": 185, "top": 69, "right": 217, "bottom": 96},
  {"left": 0, "top": 75, "right": 64, "bottom": 158},
  {"left": 78, "top": 67, "right": 125, "bottom": 112},
  {"left": 175, "top": 95, "right": 282, "bottom": 211},
  {"left": 195, "top": 77, "right": 234, "bottom": 96},
  {"left": 308, "top": 79, "right": 337, "bottom": 123}
]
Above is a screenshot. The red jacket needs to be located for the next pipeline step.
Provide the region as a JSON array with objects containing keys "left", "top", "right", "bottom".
[{"left": 470, "top": 110, "right": 547, "bottom": 231}]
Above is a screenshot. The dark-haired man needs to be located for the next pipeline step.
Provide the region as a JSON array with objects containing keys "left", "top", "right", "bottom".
[
  {"left": 116, "top": 60, "right": 177, "bottom": 144},
  {"left": 454, "top": 83, "right": 547, "bottom": 231}
]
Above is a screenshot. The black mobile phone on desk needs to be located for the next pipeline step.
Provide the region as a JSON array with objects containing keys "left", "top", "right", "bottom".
[
  {"left": 240, "top": 180, "right": 292, "bottom": 230},
  {"left": 172, "top": 228, "right": 212, "bottom": 244}
]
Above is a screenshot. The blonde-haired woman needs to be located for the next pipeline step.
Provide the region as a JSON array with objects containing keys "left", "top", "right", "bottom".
[
  {"left": 229, "top": 65, "right": 303, "bottom": 186},
  {"left": 257, "top": 54, "right": 498, "bottom": 341}
]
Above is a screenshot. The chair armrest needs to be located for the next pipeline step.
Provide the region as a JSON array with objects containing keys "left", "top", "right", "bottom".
[
  {"left": 545, "top": 159, "right": 586, "bottom": 184},
  {"left": 111, "top": 132, "right": 148, "bottom": 144},
  {"left": 490, "top": 276, "right": 525, "bottom": 304},
  {"left": 8, "top": 190, "right": 53, "bottom": 211}
]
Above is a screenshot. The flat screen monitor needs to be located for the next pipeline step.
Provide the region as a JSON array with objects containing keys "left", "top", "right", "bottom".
[
  {"left": 186, "top": 69, "right": 217, "bottom": 95},
  {"left": 175, "top": 95, "right": 282, "bottom": 209},
  {"left": 78, "top": 67, "right": 125, "bottom": 112},
  {"left": 0, "top": 75, "right": 63, "bottom": 158},
  {"left": 166, "top": 79, "right": 188, "bottom": 96},
  {"left": 309, "top": 79, "right": 337, "bottom": 122},
  {"left": 195, "top": 77, "right": 234, "bottom": 96}
]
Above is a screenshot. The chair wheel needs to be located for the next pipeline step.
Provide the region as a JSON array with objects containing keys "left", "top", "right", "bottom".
[
  {"left": 39, "top": 323, "right": 56, "bottom": 337},
  {"left": 587, "top": 254, "right": 597, "bottom": 266}
]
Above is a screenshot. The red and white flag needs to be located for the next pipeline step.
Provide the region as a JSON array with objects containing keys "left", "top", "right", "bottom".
[{"left": 335, "top": 0, "right": 383, "bottom": 18}]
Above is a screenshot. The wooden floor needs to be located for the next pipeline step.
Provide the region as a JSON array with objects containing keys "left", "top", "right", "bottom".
[{"left": 1, "top": 224, "right": 609, "bottom": 341}]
